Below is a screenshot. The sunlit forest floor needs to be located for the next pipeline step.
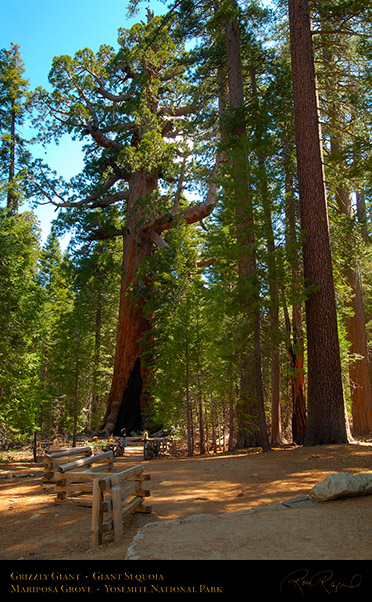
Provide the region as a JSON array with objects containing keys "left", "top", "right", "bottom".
[{"left": 1, "top": 440, "right": 372, "bottom": 560}]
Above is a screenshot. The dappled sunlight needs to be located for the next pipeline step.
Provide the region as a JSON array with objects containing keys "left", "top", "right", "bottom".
[{"left": 1, "top": 443, "right": 372, "bottom": 559}]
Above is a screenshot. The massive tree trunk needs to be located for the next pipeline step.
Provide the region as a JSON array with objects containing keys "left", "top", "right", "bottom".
[
  {"left": 288, "top": 0, "right": 349, "bottom": 445},
  {"left": 104, "top": 158, "right": 221, "bottom": 435},
  {"left": 225, "top": 1, "right": 270, "bottom": 451},
  {"left": 104, "top": 171, "right": 157, "bottom": 435}
]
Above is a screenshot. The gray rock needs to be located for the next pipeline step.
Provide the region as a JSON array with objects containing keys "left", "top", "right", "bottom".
[
  {"left": 282, "top": 495, "right": 315, "bottom": 508},
  {"left": 310, "top": 472, "right": 372, "bottom": 502}
]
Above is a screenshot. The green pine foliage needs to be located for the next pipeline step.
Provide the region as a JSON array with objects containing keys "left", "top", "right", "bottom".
[
  {"left": 0, "top": 43, "right": 32, "bottom": 214},
  {"left": 2, "top": 1, "right": 372, "bottom": 448},
  {"left": 0, "top": 210, "right": 42, "bottom": 436}
]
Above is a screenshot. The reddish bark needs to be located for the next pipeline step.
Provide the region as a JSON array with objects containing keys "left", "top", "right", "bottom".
[
  {"left": 285, "top": 163, "right": 307, "bottom": 444},
  {"left": 330, "top": 146, "right": 372, "bottom": 435},
  {"left": 104, "top": 171, "right": 157, "bottom": 435},
  {"left": 104, "top": 160, "right": 221, "bottom": 435},
  {"left": 344, "top": 262, "right": 372, "bottom": 435},
  {"left": 288, "top": 0, "right": 349, "bottom": 445}
]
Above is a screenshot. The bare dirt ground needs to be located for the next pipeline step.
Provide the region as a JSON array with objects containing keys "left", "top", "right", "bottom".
[{"left": 1, "top": 440, "right": 372, "bottom": 561}]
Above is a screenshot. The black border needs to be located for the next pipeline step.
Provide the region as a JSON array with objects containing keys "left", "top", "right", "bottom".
[{"left": 2, "top": 559, "right": 371, "bottom": 601}]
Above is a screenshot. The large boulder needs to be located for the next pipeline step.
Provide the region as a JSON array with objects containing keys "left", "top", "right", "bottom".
[{"left": 310, "top": 472, "right": 372, "bottom": 503}]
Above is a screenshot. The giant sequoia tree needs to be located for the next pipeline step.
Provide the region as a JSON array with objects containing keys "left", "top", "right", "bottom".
[{"left": 30, "top": 15, "right": 220, "bottom": 436}]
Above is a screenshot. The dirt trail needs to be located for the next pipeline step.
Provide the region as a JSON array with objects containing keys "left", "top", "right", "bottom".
[{"left": 1, "top": 441, "right": 372, "bottom": 560}]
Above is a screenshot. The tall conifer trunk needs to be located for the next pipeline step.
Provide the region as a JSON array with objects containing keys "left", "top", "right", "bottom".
[
  {"left": 7, "top": 106, "right": 17, "bottom": 215},
  {"left": 288, "top": 0, "right": 349, "bottom": 445},
  {"left": 324, "top": 46, "right": 372, "bottom": 436},
  {"left": 224, "top": 0, "right": 270, "bottom": 451},
  {"left": 285, "top": 166, "right": 306, "bottom": 444},
  {"left": 250, "top": 69, "right": 282, "bottom": 446},
  {"left": 334, "top": 185, "right": 372, "bottom": 435},
  {"left": 104, "top": 171, "right": 157, "bottom": 435}
]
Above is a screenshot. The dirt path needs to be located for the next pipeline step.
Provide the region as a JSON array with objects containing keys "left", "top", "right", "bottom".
[{"left": 1, "top": 441, "right": 372, "bottom": 560}]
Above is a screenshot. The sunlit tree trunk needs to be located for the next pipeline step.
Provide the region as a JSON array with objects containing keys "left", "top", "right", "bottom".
[
  {"left": 288, "top": 0, "right": 349, "bottom": 445},
  {"left": 333, "top": 184, "right": 372, "bottom": 435},
  {"left": 104, "top": 171, "right": 157, "bottom": 435}
]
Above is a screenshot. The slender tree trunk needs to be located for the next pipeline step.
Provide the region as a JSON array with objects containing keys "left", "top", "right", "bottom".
[
  {"left": 225, "top": 0, "right": 270, "bottom": 451},
  {"left": 91, "top": 291, "right": 102, "bottom": 428},
  {"left": 185, "top": 337, "right": 193, "bottom": 457},
  {"left": 7, "top": 106, "right": 17, "bottom": 215},
  {"left": 288, "top": 0, "right": 349, "bottom": 445},
  {"left": 324, "top": 43, "right": 372, "bottom": 436},
  {"left": 356, "top": 191, "right": 369, "bottom": 243},
  {"left": 345, "top": 261, "right": 372, "bottom": 434},
  {"left": 330, "top": 140, "right": 372, "bottom": 436},
  {"left": 285, "top": 167, "right": 306, "bottom": 444},
  {"left": 250, "top": 69, "right": 282, "bottom": 446},
  {"left": 72, "top": 357, "right": 79, "bottom": 448},
  {"left": 211, "top": 394, "right": 217, "bottom": 454},
  {"left": 228, "top": 362, "right": 235, "bottom": 451},
  {"left": 205, "top": 407, "right": 209, "bottom": 453},
  {"left": 198, "top": 391, "right": 205, "bottom": 454}
]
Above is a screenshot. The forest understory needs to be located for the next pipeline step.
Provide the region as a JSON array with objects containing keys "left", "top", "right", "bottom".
[{"left": 1, "top": 440, "right": 372, "bottom": 561}]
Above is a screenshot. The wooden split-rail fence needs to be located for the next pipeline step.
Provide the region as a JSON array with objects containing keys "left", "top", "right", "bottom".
[
  {"left": 42, "top": 447, "right": 151, "bottom": 548},
  {"left": 91, "top": 465, "right": 151, "bottom": 548},
  {"left": 43, "top": 446, "right": 95, "bottom": 484}
]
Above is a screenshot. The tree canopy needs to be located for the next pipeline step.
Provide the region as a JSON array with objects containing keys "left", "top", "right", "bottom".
[{"left": 2, "top": 0, "right": 372, "bottom": 452}]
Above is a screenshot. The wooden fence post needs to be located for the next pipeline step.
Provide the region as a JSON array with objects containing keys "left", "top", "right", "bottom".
[
  {"left": 111, "top": 474, "right": 124, "bottom": 543},
  {"left": 91, "top": 478, "right": 104, "bottom": 548}
]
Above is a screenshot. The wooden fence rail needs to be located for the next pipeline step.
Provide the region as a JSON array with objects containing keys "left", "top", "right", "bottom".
[
  {"left": 91, "top": 464, "right": 151, "bottom": 548},
  {"left": 43, "top": 446, "right": 93, "bottom": 483},
  {"left": 52, "top": 451, "right": 115, "bottom": 505},
  {"left": 143, "top": 437, "right": 175, "bottom": 460}
]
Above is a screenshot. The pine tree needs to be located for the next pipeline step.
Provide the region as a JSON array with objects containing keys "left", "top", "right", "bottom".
[
  {"left": 0, "top": 43, "right": 31, "bottom": 215},
  {"left": 0, "top": 210, "right": 42, "bottom": 434},
  {"left": 288, "top": 0, "right": 350, "bottom": 444}
]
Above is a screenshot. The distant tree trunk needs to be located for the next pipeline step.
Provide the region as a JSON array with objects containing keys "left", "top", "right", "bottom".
[
  {"left": 198, "top": 391, "right": 205, "bottom": 455},
  {"left": 345, "top": 261, "right": 372, "bottom": 434},
  {"left": 250, "top": 68, "right": 282, "bottom": 447},
  {"left": 205, "top": 407, "right": 210, "bottom": 453},
  {"left": 211, "top": 395, "right": 217, "bottom": 454},
  {"left": 323, "top": 43, "right": 372, "bottom": 437},
  {"left": 288, "top": 0, "right": 349, "bottom": 445},
  {"left": 356, "top": 191, "right": 369, "bottom": 243},
  {"left": 330, "top": 141, "right": 372, "bottom": 436},
  {"left": 334, "top": 188, "right": 372, "bottom": 435},
  {"left": 225, "top": 0, "right": 270, "bottom": 451},
  {"left": 72, "top": 356, "right": 79, "bottom": 448},
  {"left": 228, "top": 362, "right": 235, "bottom": 450},
  {"left": 7, "top": 106, "right": 17, "bottom": 215},
  {"left": 284, "top": 166, "right": 306, "bottom": 444},
  {"left": 185, "top": 336, "right": 193, "bottom": 457},
  {"left": 91, "top": 291, "right": 102, "bottom": 428}
]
